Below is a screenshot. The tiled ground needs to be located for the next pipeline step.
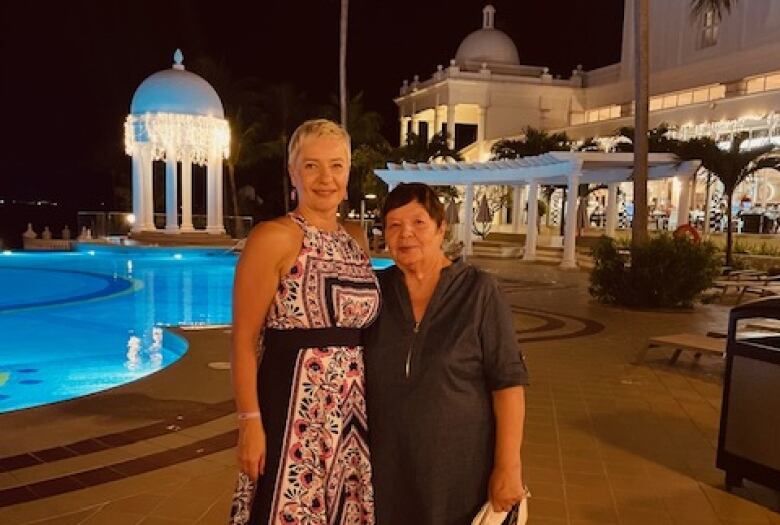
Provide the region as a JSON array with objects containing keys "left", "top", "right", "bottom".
[{"left": 0, "top": 258, "right": 778, "bottom": 524}]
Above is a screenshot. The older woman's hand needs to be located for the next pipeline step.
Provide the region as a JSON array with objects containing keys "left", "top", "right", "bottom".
[{"left": 489, "top": 461, "right": 525, "bottom": 512}]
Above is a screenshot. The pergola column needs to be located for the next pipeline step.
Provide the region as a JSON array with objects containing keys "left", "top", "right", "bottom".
[
  {"left": 605, "top": 182, "right": 619, "bottom": 237},
  {"left": 561, "top": 166, "right": 582, "bottom": 269},
  {"left": 463, "top": 183, "right": 474, "bottom": 260},
  {"left": 433, "top": 94, "right": 440, "bottom": 138},
  {"left": 180, "top": 149, "right": 194, "bottom": 232},
  {"left": 523, "top": 180, "right": 539, "bottom": 261},
  {"left": 141, "top": 145, "right": 155, "bottom": 230},
  {"left": 130, "top": 147, "right": 143, "bottom": 233},
  {"left": 676, "top": 174, "right": 692, "bottom": 227},
  {"left": 512, "top": 185, "right": 526, "bottom": 234},
  {"left": 446, "top": 104, "right": 456, "bottom": 149},
  {"left": 165, "top": 155, "right": 179, "bottom": 233}
]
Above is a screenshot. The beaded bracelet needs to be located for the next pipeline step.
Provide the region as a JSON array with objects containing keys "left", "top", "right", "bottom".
[{"left": 237, "top": 411, "right": 261, "bottom": 421}]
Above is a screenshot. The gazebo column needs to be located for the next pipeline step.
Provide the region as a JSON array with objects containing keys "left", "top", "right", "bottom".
[
  {"left": 180, "top": 149, "right": 194, "bottom": 232},
  {"left": 130, "top": 147, "right": 143, "bottom": 233},
  {"left": 561, "top": 167, "right": 582, "bottom": 269},
  {"left": 463, "top": 183, "right": 474, "bottom": 260},
  {"left": 676, "top": 174, "right": 692, "bottom": 227},
  {"left": 523, "top": 180, "right": 539, "bottom": 261},
  {"left": 605, "top": 182, "right": 619, "bottom": 237},
  {"left": 141, "top": 145, "right": 155, "bottom": 230},
  {"left": 512, "top": 185, "right": 526, "bottom": 234},
  {"left": 206, "top": 150, "right": 226, "bottom": 234},
  {"left": 446, "top": 105, "right": 456, "bottom": 149},
  {"left": 164, "top": 155, "right": 179, "bottom": 233}
]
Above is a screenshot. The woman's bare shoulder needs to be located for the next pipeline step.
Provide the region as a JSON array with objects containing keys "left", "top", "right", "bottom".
[{"left": 241, "top": 216, "right": 301, "bottom": 261}]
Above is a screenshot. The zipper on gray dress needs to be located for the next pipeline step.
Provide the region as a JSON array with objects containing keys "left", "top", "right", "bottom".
[{"left": 405, "top": 321, "right": 420, "bottom": 378}]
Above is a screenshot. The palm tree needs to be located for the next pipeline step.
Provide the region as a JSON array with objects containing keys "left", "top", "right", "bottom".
[
  {"left": 676, "top": 135, "right": 772, "bottom": 266},
  {"left": 690, "top": 0, "right": 737, "bottom": 21},
  {"left": 250, "top": 84, "right": 312, "bottom": 213},
  {"left": 490, "top": 127, "right": 570, "bottom": 159},
  {"left": 190, "top": 56, "right": 264, "bottom": 237}
]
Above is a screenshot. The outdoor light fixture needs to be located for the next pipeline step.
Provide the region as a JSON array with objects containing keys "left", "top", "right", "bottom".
[
  {"left": 365, "top": 193, "right": 377, "bottom": 200},
  {"left": 126, "top": 213, "right": 136, "bottom": 225},
  {"left": 124, "top": 112, "right": 230, "bottom": 164}
]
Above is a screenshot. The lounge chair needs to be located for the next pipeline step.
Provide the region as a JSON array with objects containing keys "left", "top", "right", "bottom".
[{"left": 635, "top": 333, "right": 726, "bottom": 365}]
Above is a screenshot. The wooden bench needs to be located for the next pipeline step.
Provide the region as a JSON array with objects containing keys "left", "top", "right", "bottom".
[{"left": 635, "top": 333, "right": 726, "bottom": 365}]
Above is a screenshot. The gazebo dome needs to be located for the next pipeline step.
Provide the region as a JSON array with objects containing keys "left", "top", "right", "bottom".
[
  {"left": 130, "top": 49, "right": 224, "bottom": 118},
  {"left": 455, "top": 5, "right": 519, "bottom": 66}
]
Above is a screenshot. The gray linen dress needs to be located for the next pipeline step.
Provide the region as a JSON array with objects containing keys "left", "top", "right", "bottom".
[{"left": 365, "top": 260, "right": 529, "bottom": 525}]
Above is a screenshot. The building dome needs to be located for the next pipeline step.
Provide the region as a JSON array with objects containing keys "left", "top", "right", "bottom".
[
  {"left": 455, "top": 5, "right": 519, "bottom": 66},
  {"left": 130, "top": 49, "right": 225, "bottom": 118}
]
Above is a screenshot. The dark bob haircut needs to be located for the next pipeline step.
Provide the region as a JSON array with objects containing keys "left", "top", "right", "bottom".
[{"left": 382, "top": 183, "right": 445, "bottom": 227}]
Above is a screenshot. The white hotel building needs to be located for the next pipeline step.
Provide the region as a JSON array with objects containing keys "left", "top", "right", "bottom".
[{"left": 392, "top": 0, "right": 780, "bottom": 233}]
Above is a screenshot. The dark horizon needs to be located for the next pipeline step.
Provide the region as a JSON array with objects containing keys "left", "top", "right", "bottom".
[{"left": 1, "top": 0, "right": 624, "bottom": 211}]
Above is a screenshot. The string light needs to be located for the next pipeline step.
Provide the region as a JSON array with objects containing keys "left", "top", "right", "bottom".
[{"left": 124, "top": 112, "right": 230, "bottom": 164}]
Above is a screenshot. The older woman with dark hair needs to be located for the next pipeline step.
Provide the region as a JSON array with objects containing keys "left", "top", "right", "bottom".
[{"left": 366, "top": 183, "right": 529, "bottom": 525}]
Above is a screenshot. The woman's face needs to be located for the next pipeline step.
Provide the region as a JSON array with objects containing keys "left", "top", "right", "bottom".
[
  {"left": 289, "top": 136, "right": 349, "bottom": 214},
  {"left": 384, "top": 200, "right": 445, "bottom": 268}
]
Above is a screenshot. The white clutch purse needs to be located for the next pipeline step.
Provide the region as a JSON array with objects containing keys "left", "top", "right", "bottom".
[{"left": 471, "top": 489, "right": 530, "bottom": 525}]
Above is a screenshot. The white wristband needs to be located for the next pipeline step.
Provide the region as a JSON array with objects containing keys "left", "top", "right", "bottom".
[{"left": 237, "top": 411, "right": 261, "bottom": 421}]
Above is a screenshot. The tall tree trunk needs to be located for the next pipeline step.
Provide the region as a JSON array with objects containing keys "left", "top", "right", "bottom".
[
  {"left": 339, "top": 0, "right": 348, "bottom": 127},
  {"left": 632, "top": 0, "right": 650, "bottom": 248},
  {"left": 338, "top": 0, "right": 350, "bottom": 221},
  {"left": 725, "top": 190, "right": 734, "bottom": 266}
]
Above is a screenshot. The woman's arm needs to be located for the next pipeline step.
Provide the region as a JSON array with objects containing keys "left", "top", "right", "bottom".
[
  {"left": 490, "top": 386, "right": 526, "bottom": 511},
  {"left": 231, "top": 220, "right": 299, "bottom": 480}
]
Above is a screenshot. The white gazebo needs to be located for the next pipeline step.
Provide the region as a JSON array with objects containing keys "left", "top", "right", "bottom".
[
  {"left": 375, "top": 152, "right": 701, "bottom": 268},
  {"left": 124, "top": 49, "right": 230, "bottom": 235}
]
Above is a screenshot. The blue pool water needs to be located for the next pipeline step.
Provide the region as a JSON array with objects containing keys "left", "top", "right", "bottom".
[{"left": 0, "top": 245, "right": 394, "bottom": 413}]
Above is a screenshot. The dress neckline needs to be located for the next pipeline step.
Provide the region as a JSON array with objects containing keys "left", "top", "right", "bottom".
[{"left": 289, "top": 211, "right": 345, "bottom": 236}]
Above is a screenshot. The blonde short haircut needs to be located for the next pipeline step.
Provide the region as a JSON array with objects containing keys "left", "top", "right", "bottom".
[{"left": 288, "top": 119, "right": 352, "bottom": 167}]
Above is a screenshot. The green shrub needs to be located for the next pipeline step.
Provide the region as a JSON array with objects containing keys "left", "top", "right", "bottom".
[{"left": 589, "top": 235, "right": 721, "bottom": 308}]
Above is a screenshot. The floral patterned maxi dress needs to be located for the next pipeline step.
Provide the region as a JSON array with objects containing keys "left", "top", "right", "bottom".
[{"left": 230, "top": 212, "right": 380, "bottom": 525}]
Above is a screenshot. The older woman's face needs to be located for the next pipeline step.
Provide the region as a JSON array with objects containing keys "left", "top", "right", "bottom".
[
  {"left": 289, "top": 136, "right": 349, "bottom": 213},
  {"left": 385, "top": 201, "right": 445, "bottom": 268}
]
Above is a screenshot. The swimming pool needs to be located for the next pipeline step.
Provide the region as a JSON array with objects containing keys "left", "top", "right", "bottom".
[{"left": 0, "top": 245, "right": 393, "bottom": 413}]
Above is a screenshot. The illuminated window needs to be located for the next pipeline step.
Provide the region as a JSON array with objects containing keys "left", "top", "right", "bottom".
[
  {"left": 663, "top": 95, "right": 678, "bottom": 109},
  {"left": 588, "top": 110, "right": 599, "bottom": 123},
  {"left": 610, "top": 106, "right": 621, "bottom": 119},
  {"left": 649, "top": 97, "right": 663, "bottom": 111},
  {"left": 746, "top": 77, "right": 766, "bottom": 94},
  {"left": 710, "top": 85, "right": 726, "bottom": 99},
  {"left": 678, "top": 92, "right": 693, "bottom": 106},
  {"left": 700, "top": 9, "right": 718, "bottom": 48},
  {"left": 766, "top": 74, "right": 780, "bottom": 91},
  {"left": 598, "top": 107, "right": 611, "bottom": 120},
  {"left": 571, "top": 113, "right": 586, "bottom": 125}
]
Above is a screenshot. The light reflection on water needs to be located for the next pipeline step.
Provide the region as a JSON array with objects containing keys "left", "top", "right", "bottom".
[
  {"left": 0, "top": 247, "right": 235, "bottom": 412},
  {"left": 0, "top": 246, "right": 393, "bottom": 413}
]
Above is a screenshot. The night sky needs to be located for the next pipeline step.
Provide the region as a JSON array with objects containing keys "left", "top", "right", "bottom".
[{"left": 1, "top": 0, "right": 623, "bottom": 209}]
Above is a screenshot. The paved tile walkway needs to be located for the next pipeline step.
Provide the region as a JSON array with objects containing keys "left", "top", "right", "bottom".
[{"left": 0, "top": 259, "right": 778, "bottom": 524}]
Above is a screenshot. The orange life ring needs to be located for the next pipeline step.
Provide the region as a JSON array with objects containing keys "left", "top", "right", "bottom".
[{"left": 674, "top": 223, "right": 701, "bottom": 243}]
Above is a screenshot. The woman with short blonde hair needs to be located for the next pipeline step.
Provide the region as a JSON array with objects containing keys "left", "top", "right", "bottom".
[{"left": 230, "top": 119, "right": 378, "bottom": 524}]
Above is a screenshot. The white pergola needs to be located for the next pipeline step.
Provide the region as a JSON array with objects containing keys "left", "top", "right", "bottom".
[{"left": 375, "top": 152, "right": 701, "bottom": 268}]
